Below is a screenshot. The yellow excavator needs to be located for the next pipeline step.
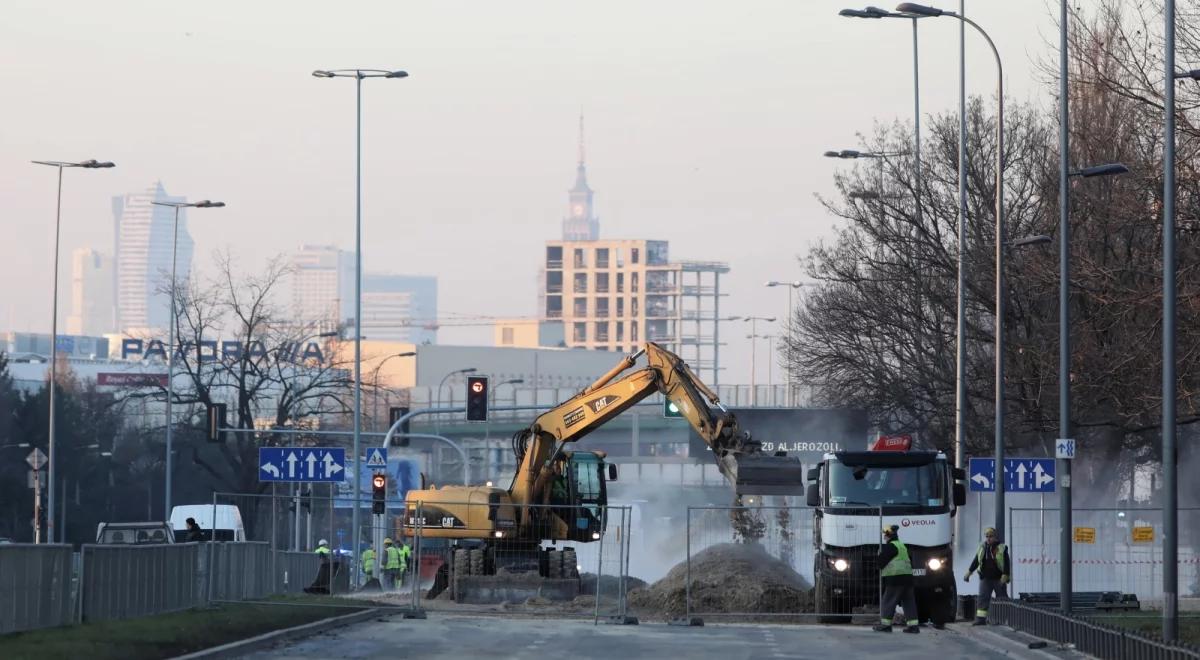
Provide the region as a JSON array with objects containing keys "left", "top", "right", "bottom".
[{"left": 404, "top": 342, "right": 804, "bottom": 596}]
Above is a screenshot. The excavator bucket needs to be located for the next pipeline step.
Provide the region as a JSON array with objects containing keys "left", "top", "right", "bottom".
[{"left": 722, "top": 452, "right": 808, "bottom": 496}]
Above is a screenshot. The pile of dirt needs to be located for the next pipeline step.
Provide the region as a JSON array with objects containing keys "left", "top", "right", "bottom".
[
  {"left": 628, "top": 542, "right": 812, "bottom": 618},
  {"left": 579, "top": 573, "right": 649, "bottom": 596}
]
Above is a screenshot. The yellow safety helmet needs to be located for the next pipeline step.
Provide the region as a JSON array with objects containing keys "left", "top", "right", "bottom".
[
  {"left": 882, "top": 524, "right": 898, "bottom": 537},
  {"left": 384, "top": 537, "right": 393, "bottom": 545},
  {"left": 983, "top": 527, "right": 997, "bottom": 537}
]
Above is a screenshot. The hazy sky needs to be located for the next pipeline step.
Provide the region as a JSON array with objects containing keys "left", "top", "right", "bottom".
[{"left": 1, "top": 0, "right": 1061, "bottom": 384}]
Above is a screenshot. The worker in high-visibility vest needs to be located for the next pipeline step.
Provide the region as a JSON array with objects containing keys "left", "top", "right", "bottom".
[
  {"left": 397, "top": 537, "right": 412, "bottom": 585},
  {"left": 965, "top": 527, "right": 1012, "bottom": 625},
  {"left": 874, "top": 525, "right": 920, "bottom": 634},
  {"left": 383, "top": 538, "right": 402, "bottom": 589},
  {"left": 315, "top": 539, "right": 331, "bottom": 561},
  {"left": 360, "top": 544, "right": 376, "bottom": 579}
]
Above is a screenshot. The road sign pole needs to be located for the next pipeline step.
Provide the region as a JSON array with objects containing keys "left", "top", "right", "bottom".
[{"left": 33, "top": 468, "right": 41, "bottom": 544}]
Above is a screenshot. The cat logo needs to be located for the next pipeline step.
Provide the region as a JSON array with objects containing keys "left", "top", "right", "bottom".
[{"left": 587, "top": 394, "right": 622, "bottom": 415}]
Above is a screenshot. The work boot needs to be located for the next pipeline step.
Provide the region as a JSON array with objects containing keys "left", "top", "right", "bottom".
[
  {"left": 972, "top": 617, "right": 987, "bottom": 626},
  {"left": 872, "top": 624, "right": 893, "bottom": 633},
  {"left": 902, "top": 625, "right": 920, "bottom": 634},
  {"left": 931, "top": 621, "right": 945, "bottom": 630}
]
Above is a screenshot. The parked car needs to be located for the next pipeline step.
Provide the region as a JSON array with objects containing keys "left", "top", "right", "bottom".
[
  {"left": 95, "top": 521, "right": 174, "bottom": 544},
  {"left": 170, "top": 504, "right": 245, "bottom": 542}
]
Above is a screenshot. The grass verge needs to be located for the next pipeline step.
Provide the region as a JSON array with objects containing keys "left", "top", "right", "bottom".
[
  {"left": 0, "top": 594, "right": 383, "bottom": 660},
  {"left": 1089, "top": 612, "right": 1200, "bottom": 646}
]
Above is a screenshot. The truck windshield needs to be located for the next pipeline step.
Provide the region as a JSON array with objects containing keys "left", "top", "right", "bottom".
[{"left": 828, "top": 461, "right": 945, "bottom": 507}]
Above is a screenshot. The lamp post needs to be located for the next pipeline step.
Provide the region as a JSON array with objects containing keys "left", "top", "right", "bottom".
[
  {"left": 742, "top": 317, "right": 775, "bottom": 406},
  {"left": 895, "top": 1, "right": 1009, "bottom": 540},
  {"left": 437, "top": 367, "right": 478, "bottom": 412},
  {"left": 31, "top": 158, "right": 114, "bottom": 542},
  {"left": 371, "top": 351, "right": 416, "bottom": 428},
  {"left": 312, "top": 68, "right": 408, "bottom": 565},
  {"left": 150, "top": 200, "right": 224, "bottom": 518},
  {"left": 765, "top": 281, "right": 805, "bottom": 405},
  {"left": 492, "top": 378, "right": 525, "bottom": 408}
]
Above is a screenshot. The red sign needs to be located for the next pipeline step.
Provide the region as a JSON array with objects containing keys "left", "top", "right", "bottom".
[
  {"left": 97, "top": 373, "right": 168, "bottom": 387},
  {"left": 871, "top": 434, "right": 912, "bottom": 451}
]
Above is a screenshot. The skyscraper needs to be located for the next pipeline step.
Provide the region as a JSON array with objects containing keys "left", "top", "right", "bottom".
[
  {"left": 112, "top": 182, "right": 191, "bottom": 333},
  {"left": 291, "top": 244, "right": 355, "bottom": 328},
  {"left": 66, "top": 247, "right": 115, "bottom": 336}
]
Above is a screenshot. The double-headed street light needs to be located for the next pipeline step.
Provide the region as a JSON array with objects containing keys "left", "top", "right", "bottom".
[
  {"left": 312, "top": 68, "right": 408, "bottom": 573},
  {"left": 150, "top": 199, "right": 224, "bottom": 517},
  {"left": 31, "top": 158, "right": 114, "bottom": 543},
  {"left": 765, "top": 281, "right": 806, "bottom": 405},
  {"left": 894, "top": 1, "right": 1013, "bottom": 541},
  {"left": 742, "top": 317, "right": 775, "bottom": 406}
]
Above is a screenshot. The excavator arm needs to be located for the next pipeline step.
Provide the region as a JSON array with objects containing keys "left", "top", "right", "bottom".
[{"left": 509, "top": 343, "right": 804, "bottom": 508}]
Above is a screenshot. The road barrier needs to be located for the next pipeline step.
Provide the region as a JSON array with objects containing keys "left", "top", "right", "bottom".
[
  {"left": 989, "top": 599, "right": 1200, "bottom": 659},
  {"left": 80, "top": 543, "right": 202, "bottom": 623},
  {"left": 273, "top": 551, "right": 323, "bottom": 595},
  {"left": 0, "top": 543, "right": 74, "bottom": 633},
  {"left": 206, "top": 542, "right": 272, "bottom": 601},
  {"left": 1009, "top": 507, "right": 1200, "bottom": 600}
]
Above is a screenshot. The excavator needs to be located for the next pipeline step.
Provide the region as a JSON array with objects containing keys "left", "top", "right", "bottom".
[{"left": 403, "top": 342, "right": 805, "bottom": 599}]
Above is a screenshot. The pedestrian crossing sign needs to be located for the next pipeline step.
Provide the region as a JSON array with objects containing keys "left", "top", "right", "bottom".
[{"left": 365, "top": 448, "right": 388, "bottom": 468}]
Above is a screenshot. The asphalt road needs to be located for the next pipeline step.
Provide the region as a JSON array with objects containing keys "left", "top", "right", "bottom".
[{"left": 241, "top": 614, "right": 1087, "bottom": 660}]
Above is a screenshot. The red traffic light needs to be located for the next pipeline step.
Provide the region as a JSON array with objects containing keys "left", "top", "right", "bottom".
[
  {"left": 372, "top": 474, "right": 386, "bottom": 489},
  {"left": 471, "top": 381, "right": 484, "bottom": 394}
]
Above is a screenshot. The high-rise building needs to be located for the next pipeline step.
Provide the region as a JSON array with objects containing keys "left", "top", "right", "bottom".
[
  {"left": 291, "top": 245, "right": 355, "bottom": 328},
  {"left": 562, "top": 116, "right": 599, "bottom": 241},
  {"left": 112, "top": 182, "right": 190, "bottom": 333},
  {"left": 66, "top": 248, "right": 115, "bottom": 336},
  {"left": 290, "top": 246, "right": 438, "bottom": 343}
]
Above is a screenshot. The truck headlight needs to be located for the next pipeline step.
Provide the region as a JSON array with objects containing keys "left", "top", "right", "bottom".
[
  {"left": 592, "top": 532, "right": 601, "bottom": 540},
  {"left": 832, "top": 558, "right": 850, "bottom": 572},
  {"left": 494, "top": 531, "right": 505, "bottom": 538},
  {"left": 927, "top": 558, "right": 944, "bottom": 571}
]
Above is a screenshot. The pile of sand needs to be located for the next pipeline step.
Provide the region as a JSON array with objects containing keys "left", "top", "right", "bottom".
[{"left": 628, "top": 542, "right": 812, "bottom": 617}]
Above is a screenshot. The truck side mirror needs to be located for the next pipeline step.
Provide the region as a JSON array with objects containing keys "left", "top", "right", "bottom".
[
  {"left": 952, "top": 467, "right": 966, "bottom": 481},
  {"left": 608, "top": 464, "right": 618, "bottom": 481},
  {"left": 806, "top": 467, "right": 820, "bottom": 482},
  {"left": 806, "top": 483, "right": 820, "bottom": 507},
  {"left": 953, "top": 483, "right": 966, "bottom": 507}
]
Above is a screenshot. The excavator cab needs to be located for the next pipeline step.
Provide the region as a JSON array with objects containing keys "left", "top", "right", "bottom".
[{"left": 554, "top": 451, "right": 612, "bottom": 543}]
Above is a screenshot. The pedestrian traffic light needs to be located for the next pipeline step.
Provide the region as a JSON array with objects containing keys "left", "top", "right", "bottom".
[
  {"left": 664, "top": 398, "right": 683, "bottom": 419},
  {"left": 466, "top": 376, "right": 489, "bottom": 422},
  {"left": 207, "top": 403, "right": 227, "bottom": 443},
  {"left": 389, "top": 406, "right": 411, "bottom": 447},
  {"left": 372, "top": 473, "right": 387, "bottom": 515}
]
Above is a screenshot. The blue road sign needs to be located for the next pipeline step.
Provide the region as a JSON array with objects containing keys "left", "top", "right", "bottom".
[
  {"left": 364, "top": 447, "right": 388, "bottom": 469},
  {"left": 258, "top": 447, "right": 346, "bottom": 482},
  {"left": 968, "top": 457, "right": 1056, "bottom": 493}
]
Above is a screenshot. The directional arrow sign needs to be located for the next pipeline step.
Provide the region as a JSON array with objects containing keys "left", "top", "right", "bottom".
[
  {"left": 968, "top": 457, "right": 1056, "bottom": 493},
  {"left": 1056, "top": 438, "right": 1076, "bottom": 460},
  {"left": 968, "top": 458, "right": 995, "bottom": 492},
  {"left": 258, "top": 448, "right": 346, "bottom": 483}
]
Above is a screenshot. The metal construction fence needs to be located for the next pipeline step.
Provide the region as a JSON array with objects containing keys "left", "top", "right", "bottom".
[
  {"left": 1009, "top": 508, "right": 1200, "bottom": 600},
  {"left": 684, "top": 505, "right": 886, "bottom": 623},
  {"left": 80, "top": 543, "right": 202, "bottom": 623},
  {"left": 0, "top": 543, "right": 74, "bottom": 634},
  {"left": 990, "top": 599, "right": 1200, "bottom": 659},
  {"left": 205, "top": 542, "right": 272, "bottom": 602}
]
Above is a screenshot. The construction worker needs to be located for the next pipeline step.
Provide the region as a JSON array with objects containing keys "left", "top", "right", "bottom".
[
  {"left": 396, "top": 536, "right": 412, "bottom": 586},
  {"left": 383, "top": 538, "right": 402, "bottom": 589},
  {"left": 315, "top": 539, "right": 331, "bottom": 560},
  {"left": 874, "top": 524, "right": 920, "bottom": 634},
  {"left": 360, "top": 544, "right": 376, "bottom": 580},
  {"left": 965, "top": 527, "right": 1011, "bottom": 625}
]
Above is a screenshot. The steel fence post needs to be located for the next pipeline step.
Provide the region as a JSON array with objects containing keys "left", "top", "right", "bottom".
[
  {"left": 207, "top": 492, "right": 217, "bottom": 604},
  {"left": 594, "top": 505, "right": 607, "bottom": 624},
  {"left": 685, "top": 506, "right": 692, "bottom": 620}
]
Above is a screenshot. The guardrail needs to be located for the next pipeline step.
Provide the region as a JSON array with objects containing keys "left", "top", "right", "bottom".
[
  {"left": 0, "top": 543, "right": 74, "bottom": 633},
  {"left": 989, "top": 600, "right": 1200, "bottom": 659}
]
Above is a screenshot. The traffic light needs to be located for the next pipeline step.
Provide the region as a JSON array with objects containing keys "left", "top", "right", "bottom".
[
  {"left": 389, "top": 406, "right": 411, "bottom": 447},
  {"left": 466, "top": 376, "right": 489, "bottom": 422},
  {"left": 372, "top": 473, "right": 387, "bottom": 515},
  {"left": 664, "top": 398, "right": 683, "bottom": 419},
  {"left": 207, "top": 403, "right": 228, "bottom": 443}
]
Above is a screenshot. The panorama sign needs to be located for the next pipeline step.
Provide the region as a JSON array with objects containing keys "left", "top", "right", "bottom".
[{"left": 120, "top": 338, "right": 328, "bottom": 364}]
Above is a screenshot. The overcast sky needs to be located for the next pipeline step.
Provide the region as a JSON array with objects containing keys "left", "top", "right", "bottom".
[{"left": 1, "top": 0, "right": 1060, "bottom": 384}]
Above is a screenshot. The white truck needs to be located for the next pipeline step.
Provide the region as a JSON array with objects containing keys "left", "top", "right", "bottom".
[{"left": 806, "top": 435, "right": 966, "bottom": 624}]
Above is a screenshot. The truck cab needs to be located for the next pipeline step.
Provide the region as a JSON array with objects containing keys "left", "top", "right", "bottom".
[{"left": 806, "top": 435, "right": 966, "bottom": 624}]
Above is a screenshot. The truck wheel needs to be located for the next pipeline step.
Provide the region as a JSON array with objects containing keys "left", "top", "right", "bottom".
[
  {"left": 451, "top": 549, "right": 469, "bottom": 600},
  {"left": 563, "top": 548, "right": 578, "bottom": 579},
  {"left": 469, "top": 549, "right": 485, "bottom": 576}
]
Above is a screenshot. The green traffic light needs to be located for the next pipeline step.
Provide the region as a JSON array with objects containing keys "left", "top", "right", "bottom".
[{"left": 664, "top": 399, "right": 683, "bottom": 419}]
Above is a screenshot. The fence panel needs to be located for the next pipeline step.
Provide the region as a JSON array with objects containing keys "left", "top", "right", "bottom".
[
  {"left": 406, "top": 498, "right": 630, "bottom": 619},
  {"left": 1009, "top": 507, "right": 1200, "bottom": 601},
  {"left": 80, "top": 543, "right": 201, "bottom": 622},
  {"left": 273, "top": 551, "right": 323, "bottom": 595},
  {"left": 206, "top": 542, "right": 271, "bottom": 601},
  {"left": 0, "top": 543, "right": 74, "bottom": 633}
]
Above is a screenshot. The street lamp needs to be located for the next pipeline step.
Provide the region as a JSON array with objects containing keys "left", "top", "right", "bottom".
[
  {"left": 437, "top": 368, "right": 478, "bottom": 411},
  {"left": 493, "top": 378, "right": 525, "bottom": 408},
  {"left": 371, "top": 351, "right": 417, "bottom": 428},
  {"left": 1057, "top": 160, "right": 1128, "bottom": 614},
  {"left": 151, "top": 199, "right": 225, "bottom": 518},
  {"left": 31, "top": 158, "right": 114, "bottom": 543},
  {"left": 765, "top": 281, "right": 806, "bottom": 405},
  {"left": 895, "top": 1, "right": 1010, "bottom": 542},
  {"left": 822, "top": 149, "right": 908, "bottom": 159},
  {"left": 742, "top": 317, "right": 775, "bottom": 406},
  {"left": 312, "top": 67, "right": 408, "bottom": 575}
]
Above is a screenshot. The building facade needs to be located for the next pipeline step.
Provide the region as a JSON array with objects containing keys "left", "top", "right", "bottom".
[
  {"left": 290, "top": 244, "right": 355, "bottom": 329},
  {"left": 363, "top": 274, "right": 437, "bottom": 344},
  {"left": 112, "top": 182, "right": 190, "bottom": 333},
  {"left": 67, "top": 248, "right": 115, "bottom": 336}
]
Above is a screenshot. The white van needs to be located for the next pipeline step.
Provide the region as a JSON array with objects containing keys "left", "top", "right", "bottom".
[{"left": 170, "top": 505, "right": 246, "bottom": 542}]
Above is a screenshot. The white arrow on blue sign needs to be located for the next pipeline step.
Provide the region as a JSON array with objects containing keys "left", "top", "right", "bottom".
[
  {"left": 968, "top": 457, "right": 1055, "bottom": 493},
  {"left": 258, "top": 447, "right": 346, "bottom": 483}
]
